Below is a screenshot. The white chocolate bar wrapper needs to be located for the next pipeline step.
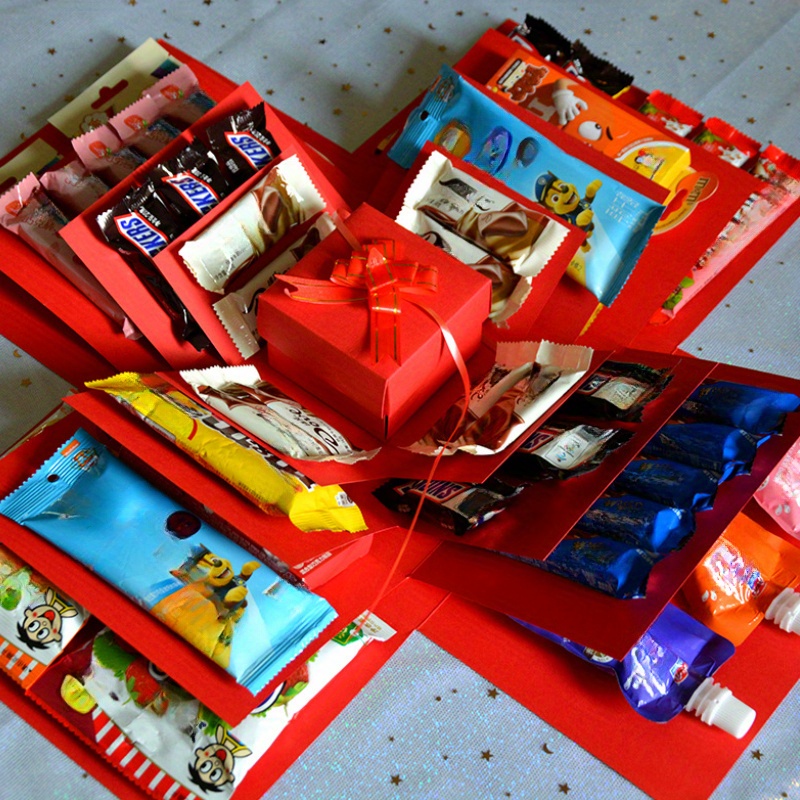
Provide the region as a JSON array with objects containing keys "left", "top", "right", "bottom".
[
  {"left": 181, "top": 364, "right": 378, "bottom": 464},
  {"left": 406, "top": 340, "right": 593, "bottom": 457},
  {"left": 179, "top": 154, "right": 326, "bottom": 293}
]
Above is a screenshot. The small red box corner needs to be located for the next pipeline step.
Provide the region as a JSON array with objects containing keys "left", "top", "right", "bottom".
[{"left": 257, "top": 203, "right": 492, "bottom": 438}]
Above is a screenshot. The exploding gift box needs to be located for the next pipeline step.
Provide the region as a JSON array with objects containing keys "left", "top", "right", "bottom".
[{"left": 258, "top": 203, "right": 492, "bottom": 439}]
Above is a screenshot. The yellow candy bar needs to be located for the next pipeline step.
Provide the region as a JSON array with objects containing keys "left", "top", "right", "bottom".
[{"left": 86, "top": 372, "right": 366, "bottom": 533}]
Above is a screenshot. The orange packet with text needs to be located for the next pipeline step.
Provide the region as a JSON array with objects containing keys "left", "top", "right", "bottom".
[
  {"left": 681, "top": 513, "right": 800, "bottom": 645},
  {"left": 487, "top": 49, "right": 692, "bottom": 193}
]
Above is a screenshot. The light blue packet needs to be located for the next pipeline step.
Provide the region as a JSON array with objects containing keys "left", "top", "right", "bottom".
[
  {"left": 388, "top": 65, "right": 665, "bottom": 306},
  {"left": 0, "top": 429, "right": 337, "bottom": 695}
]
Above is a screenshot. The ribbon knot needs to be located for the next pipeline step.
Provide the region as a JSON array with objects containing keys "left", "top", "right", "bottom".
[{"left": 277, "top": 239, "right": 438, "bottom": 363}]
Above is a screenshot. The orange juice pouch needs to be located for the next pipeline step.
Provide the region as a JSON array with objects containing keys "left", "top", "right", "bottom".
[
  {"left": 486, "top": 49, "right": 692, "bottom": 192},
  {"left": 681, "top": 512, "right": 800, "bottom": 645}
]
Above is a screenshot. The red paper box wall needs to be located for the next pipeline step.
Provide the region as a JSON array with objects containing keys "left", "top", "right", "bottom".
[{"left": 258, "top": 203, "right": 492, "bottom": 439}]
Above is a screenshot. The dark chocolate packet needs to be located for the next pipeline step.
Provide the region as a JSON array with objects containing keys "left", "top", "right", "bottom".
[
  {"left": 559, "top": 361, "right": 673, "bottom": 421},
  {"left": 373, "top": 476, "right": 523, "bottom": 535},
  {"left": 568, "top": 40, "right": 634, "bottom": 97},
  {"left": 97, "top": 181, "right": 210, "bottom": 351},
  {"left": 520, "top": 15, "right": 573, "bottom": 64},
  {"left": 205, "top": 103, "right": 281, "bottom": 187},
  {"left": 149, "top": 139, "right": 231, "bottom": 226},
  {"left": 505, "top": 419, "right": 633, "bottom": 480}
]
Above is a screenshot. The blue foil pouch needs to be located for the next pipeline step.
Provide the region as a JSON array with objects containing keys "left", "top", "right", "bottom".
[
  {"left": 680, "top": 380, "right": 800, "bottom": 435},
  {"left": 388, "top": 65, "right": 665, "bottom": 306},
  {"left": 642, "top": 422, "right": 762, "bottom": 482},
  {"left": 612, "top": 458, "right": 719, "bottom": 512},
  {"left": 513, "top": 603, "right": 735, "bottom": 723},
  {"left": 524, "top": 533, "right": 656, "bottom": 599},
  {"left": 577, "top": 494, "right": 695, "bottom": 554},
  {"left": 0, "top": 429, "right": 337, "bottom": 694}
]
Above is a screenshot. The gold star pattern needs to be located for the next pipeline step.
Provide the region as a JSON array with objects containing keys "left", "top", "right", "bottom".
[
  {"left": 384, "top": 27, "right": 392, "bottom": 33},
  {"left": 12, "top": 349, "right": 21, "bottom": 358},
  {"left": 128, "top": 0, "right": 136, "bottom": 5},
  {"left": 390, "top": 775, "right": 402, "bottom": 785},
  {"left": 456, "top": 10, "right": 464, "bottom": 15},
  {"left": 487, "top": 687, "right": 499, "bottom": 699},
  {"left": 707, "top": 32, "right": 716, "bottom": 38},
  {"left": 747, "top": 117, "right": 756, "bottom": 123},
  {"left": 48, "top": 48, "right": 56, "bottom": 55},
  {"left": 332, "top": 108, "right": 342, "bottom": 115},
  {"left": 583, "top": 29, "right": 592, "bottom": 35},
  {"left": 558, "top": 784, "right": 571, "bottom": 794},
  {"left": 341, "top": 83, "right": 351, "bottom": 92},
  {"left": 650, "top": 14, "right": 659, "bottom": 20},
  {"left": 204, "top": 0, "right": 212, "bottom": 4},
  {"left": 192, "top": 20, "right": 200, "bottom": 26},
  {"left": 388, "top": 736, "right": 394, "bottom": 742},
  {"left": 442, "top": 754, "right": 449, "bottom": 760},
  {"left": 751, "top": 749, "right": 763, "bottom": 760},
  {"left": 481, "top": 749, "right": 493, "bottom": 761},
  {"left": 438, "top": 44, "right": 447, "bottom": 52},
  {"left": 20, "top": 378, "right": 32, "bottom": 387}
]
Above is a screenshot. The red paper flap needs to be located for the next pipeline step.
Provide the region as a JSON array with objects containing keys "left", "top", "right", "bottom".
[
  {"left": 412, "top": 399, "right": 800, "bottom": 659},
  {"left": 453, "top": 28, "right": 763, "bottom": 351},
  {"left": 382, "top": 140, "right": 588, "bottom": 345},
  {"left": 419, "top": 592, "right": 800, "bottom": 800},
  {"left": 0, "top": 272, "right": 113, "bottom": 387},
  {"left": 0, "top": 410, "right": 409, "bottom": 726}
]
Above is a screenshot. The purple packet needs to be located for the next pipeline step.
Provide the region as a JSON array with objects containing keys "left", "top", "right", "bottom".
[{"left": 513, "top": 604, "right": 754, "bottom": 736}]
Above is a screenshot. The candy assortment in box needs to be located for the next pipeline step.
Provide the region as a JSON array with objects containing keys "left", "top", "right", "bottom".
[{"left": 1, "top": 11, "right": 800, "bottom": 800}]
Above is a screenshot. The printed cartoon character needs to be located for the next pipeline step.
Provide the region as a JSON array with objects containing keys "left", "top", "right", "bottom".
[
  {"left": 16, "top": 587, "right": 78, "bottom": 651},
  {"left": 151, "top": 547, "right": 261, "bottom": 669},
  {"left": 520, "top": 77, "right": 628, "bottom": 154},
  {"left": 91, "top": 629, "right": 172, "bottom": 715},
  {"left": 191, "top": 551, "right": 261, "bottom": 623},
  {"left": 534, "top": 171, "right": 602, "bottom": 251},
  {"left": 189, "top": 725, "right": 252, "bottom": 793}
]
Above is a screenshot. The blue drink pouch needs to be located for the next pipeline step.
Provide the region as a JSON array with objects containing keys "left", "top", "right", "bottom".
[
  {"left": 527, "top": 532, "right": 656, "bottom": 599},
  {"left": 679, "top": 380, "right": 800, "bottom": 435},
  {"left": 612, "top": 458, "right": 719, "bottom": 512},
  {"left": 642, "top": 422, "right": 762, "bottom": 482},
  {"left": 513, "top": 604, "right": 754, "bottom": 736},
  {"left": 577, "top": 494, "right": 695, "bottom": 554},
  {"left": 388, "top": 65, "right": 665, "bottom": 306},
  {"left": 0, "top": 429, "right": 337, "bottom": 694}
]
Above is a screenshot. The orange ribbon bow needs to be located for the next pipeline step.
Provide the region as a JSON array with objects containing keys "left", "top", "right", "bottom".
[{"left": 277, "top": 239, "right": 438, "bottom": 363}]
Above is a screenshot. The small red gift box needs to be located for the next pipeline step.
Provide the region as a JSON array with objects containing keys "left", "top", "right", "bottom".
[{"left": 258, "top": 203, "right": 492, "bottom": 439}]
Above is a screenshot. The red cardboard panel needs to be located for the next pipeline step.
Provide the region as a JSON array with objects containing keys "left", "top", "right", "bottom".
[
  {"left": 412, "top": 350, "right": 714, "bottom": 560},
  {"left": 259, "top": 203, "right": 492, "bottom": 439},
  {"left": 412, "top": 407, "right": 800, "bottom": 659},
  {"left": 420, "top": 592, "right": 800, "bottom": 800},
  {"left": 0, "top": 410, "right": 406, "bottom": 726},
  {"left": 453, "top": 29, "right": 763, "bottom": 351},
  {"left": 382, "top": 140, "right": 588, "bottom": 345},
  {"left": 0, "top": 272, "right": 113, "bottom": 388}
]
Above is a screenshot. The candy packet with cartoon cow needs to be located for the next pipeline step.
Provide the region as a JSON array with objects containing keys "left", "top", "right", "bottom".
[
  {"left": 0, "top": 428, "right": 336, "bottom": 694},
  {"left": 0, "top": 543, "right": 89, "bottom": 688},
  {"left": 46, "top": 615, "right": 391, "bottom": 799}
]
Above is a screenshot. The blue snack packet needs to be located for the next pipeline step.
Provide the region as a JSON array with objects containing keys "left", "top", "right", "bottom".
[
  {"left": 388, "top": 65, "right": 665, "bottom": 307},
  {"left": 514, "top": 532, "right": 656, "bottom": 599},
  {"left": 576, "top": 494, "right": 696, "bottom": 554},
  {"left": 680, "top": 380, "right": 800, "bottom": 435},
  {"left": 0, "top": 429, "right": 337, "bottom": 694},
  {"left": 512, "top": 604, "right": 754, "bottom": 735},
  {"left": 641, "top": 422, "right": 763, "bottom": 482},
  {"left": 612, "top": 458, "right": 719, "bottom": 512}
]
